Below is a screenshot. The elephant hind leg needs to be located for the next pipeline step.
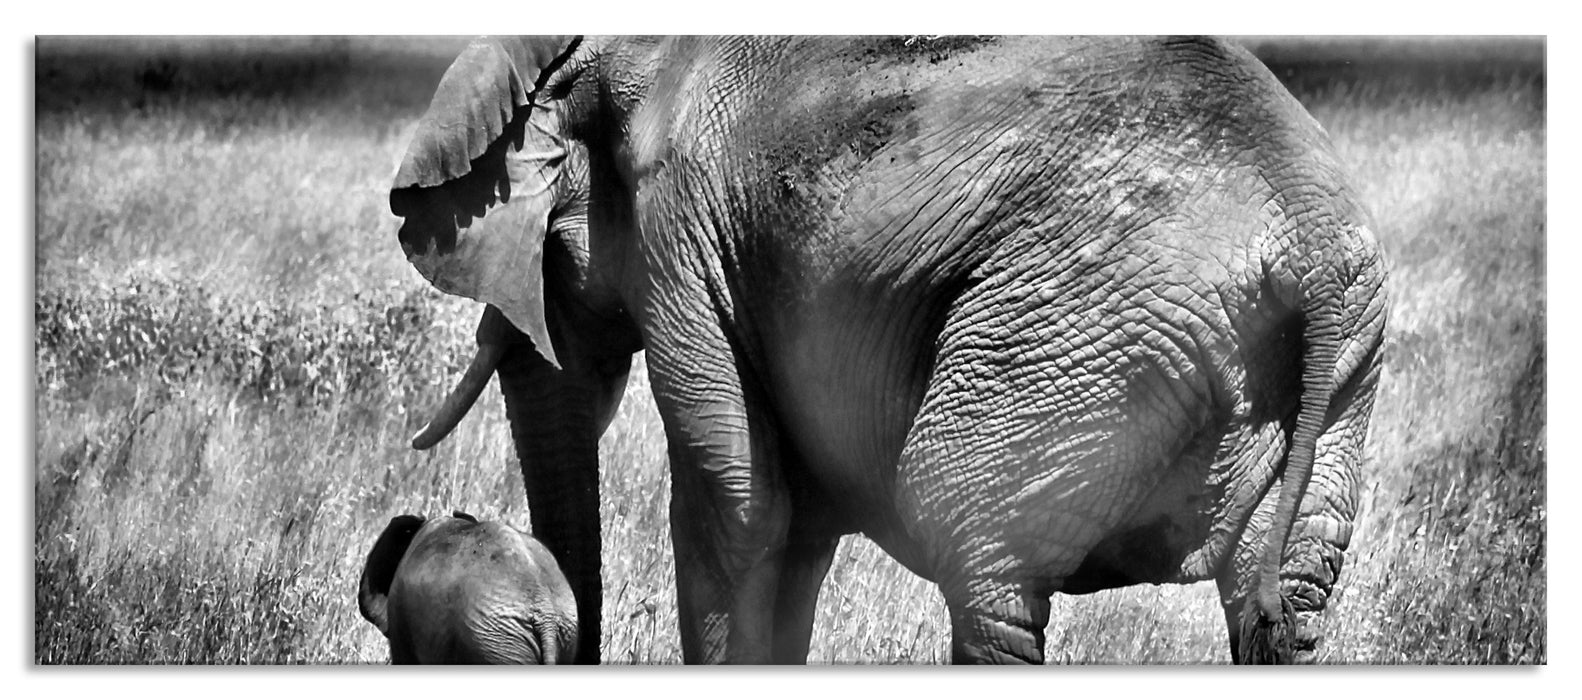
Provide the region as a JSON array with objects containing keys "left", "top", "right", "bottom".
[
  {"left": 1217, "top": 348, "right": 1381, "bottom": 664},
  {"left": 1216, "top": 474, "right": 1321, "bottom": 665},
  {"left": 945, "top": 580, "right": 1052, "bottom": 664}
]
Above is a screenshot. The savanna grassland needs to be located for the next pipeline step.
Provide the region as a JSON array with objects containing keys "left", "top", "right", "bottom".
[{"left": 33, "top": 36, "right": 1545, "bottom": 664}]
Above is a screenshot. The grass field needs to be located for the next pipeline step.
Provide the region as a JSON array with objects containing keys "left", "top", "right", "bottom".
[{"left": 32, "top": 35, "right": 1545, "bottom": 664}]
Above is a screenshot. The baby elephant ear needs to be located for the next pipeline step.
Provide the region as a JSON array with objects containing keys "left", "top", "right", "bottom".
[
  {"left": 358, "top": 514, "right": 428, "bottom": 635},
  {"left": 390, "top": 36, "right": 582, "bottom": 368}
]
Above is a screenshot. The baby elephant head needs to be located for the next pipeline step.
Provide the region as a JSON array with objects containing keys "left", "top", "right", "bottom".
[{"left": 357, "top": 510, "right": 579, "bottom": 664}]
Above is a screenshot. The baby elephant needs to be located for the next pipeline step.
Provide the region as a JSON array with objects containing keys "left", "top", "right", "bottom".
[{"left": 358, "top": 511, "right": 578, "bottom": 664}]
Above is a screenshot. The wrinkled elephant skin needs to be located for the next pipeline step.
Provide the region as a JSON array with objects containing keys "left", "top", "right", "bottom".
[{"left": 391, "top": 36, "right": 1388, "bottom": 665}]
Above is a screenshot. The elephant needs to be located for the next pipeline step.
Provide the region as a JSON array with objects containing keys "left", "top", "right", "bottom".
[
  {"left": 390, "top": 36, "right": 1388, "bottom": 664},
  {"left": 357, "top": 510, "right": 578, "bottom": 664}
]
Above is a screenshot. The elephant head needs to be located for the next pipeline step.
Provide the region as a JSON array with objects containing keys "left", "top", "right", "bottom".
[
  {"left": 358, "top": 511, "right": 579, "bottom": 664},
  {"left": 390, "top": 36, "right": 641, "bottom": 664}
]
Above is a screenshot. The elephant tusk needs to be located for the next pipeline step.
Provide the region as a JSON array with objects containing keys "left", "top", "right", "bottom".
[{"left": 411, "top": 341, "right": 507, "bottom": 450}]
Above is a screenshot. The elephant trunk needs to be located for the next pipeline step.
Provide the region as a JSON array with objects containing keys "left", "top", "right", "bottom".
[{"left": 496, "top": 344, "right": 604, "bottom": 665}]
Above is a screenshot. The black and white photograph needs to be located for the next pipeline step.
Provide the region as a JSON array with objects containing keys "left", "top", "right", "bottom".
[{"left": 21, "top": 7, "right": 1551, "bottom": 676}]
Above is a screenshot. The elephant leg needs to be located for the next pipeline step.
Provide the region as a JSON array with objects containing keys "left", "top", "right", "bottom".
[
  {"left": 645, "top": 297, "right": 792, "bottom": 663},
  {"left": 770, "top": 535, "right": 838, "bottom": 663},
  {"left": 1216, "top": 493, "right": 1277, "bottom": 665},
  {"left": 667, "top": 457, "right": 787, "bottom": 664},
  {"left": 896, "top": 365, "right": 1183, "bottom": 666},
  {"left": 1219, "top": 345, "right": 1380, "bottom": 664},
  {"left": 945, "top": 580, "right": 1053, "bottom": 664},
  {"left": 388, "top": 640, "right": 418, "bottom": 665},
  {"left": 893, "top": 260, "right": 1219, "bottom": 664}
]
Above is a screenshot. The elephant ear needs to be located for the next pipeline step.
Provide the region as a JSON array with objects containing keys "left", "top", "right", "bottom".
[
  {"left": 390, "top": 36, "right": 583, "bottom": 368},
  {"left": 358, "top": 514, "right": 427, "bottom": 636},
  {"left": 391, "top": 36, "right": 581, "bottom": 189}
]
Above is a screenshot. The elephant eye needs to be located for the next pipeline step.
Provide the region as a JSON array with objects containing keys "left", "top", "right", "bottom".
[
  {"left": 547, "top": 78, "right": 576, "bottom": 100},
  {"left": 544, "top": 64, "right": 585, "bottom": 100}
]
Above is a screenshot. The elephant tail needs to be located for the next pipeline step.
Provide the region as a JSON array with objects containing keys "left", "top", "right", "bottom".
[{"left": 1241, "top": 270, "right": 1346, "bottom": 663}]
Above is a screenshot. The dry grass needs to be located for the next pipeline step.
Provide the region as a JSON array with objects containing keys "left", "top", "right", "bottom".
[{"left": 32, "top": 36, "right": 1545, "bottom": 665}]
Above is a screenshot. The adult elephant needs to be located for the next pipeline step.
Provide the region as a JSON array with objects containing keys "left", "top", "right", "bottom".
[{"left": 392, "top": 36, "right": 1388, "bottom": 665}]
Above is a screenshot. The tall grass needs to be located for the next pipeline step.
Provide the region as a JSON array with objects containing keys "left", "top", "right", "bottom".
[
  {"left": 33, "top": 36, "right": 1544, "bottom": 664},
  {"left": 1308, "top": 78, "right": 1546, "bottom": 664}
]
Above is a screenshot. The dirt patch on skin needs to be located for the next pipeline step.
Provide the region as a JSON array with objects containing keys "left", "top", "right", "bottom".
[
  {"left": 754, "top": 36, "right": 1018, "bottom": 194},
  {"left": 766, "top": 91, "right": 919, "bottom": 195},
  {"left": 866, "top": 35, "right": 1003, "bottom": 64}
]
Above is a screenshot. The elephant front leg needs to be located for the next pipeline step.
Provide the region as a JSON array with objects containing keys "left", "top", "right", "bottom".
[
  {"left": 646, "top": 320, "right": 793, "bottom": 663},
  {"left": 770, "top": 535, "right": 838, "bottom": 663},
  {"left": 667, "top": 451, "right": 790, "bottom": 663}
]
